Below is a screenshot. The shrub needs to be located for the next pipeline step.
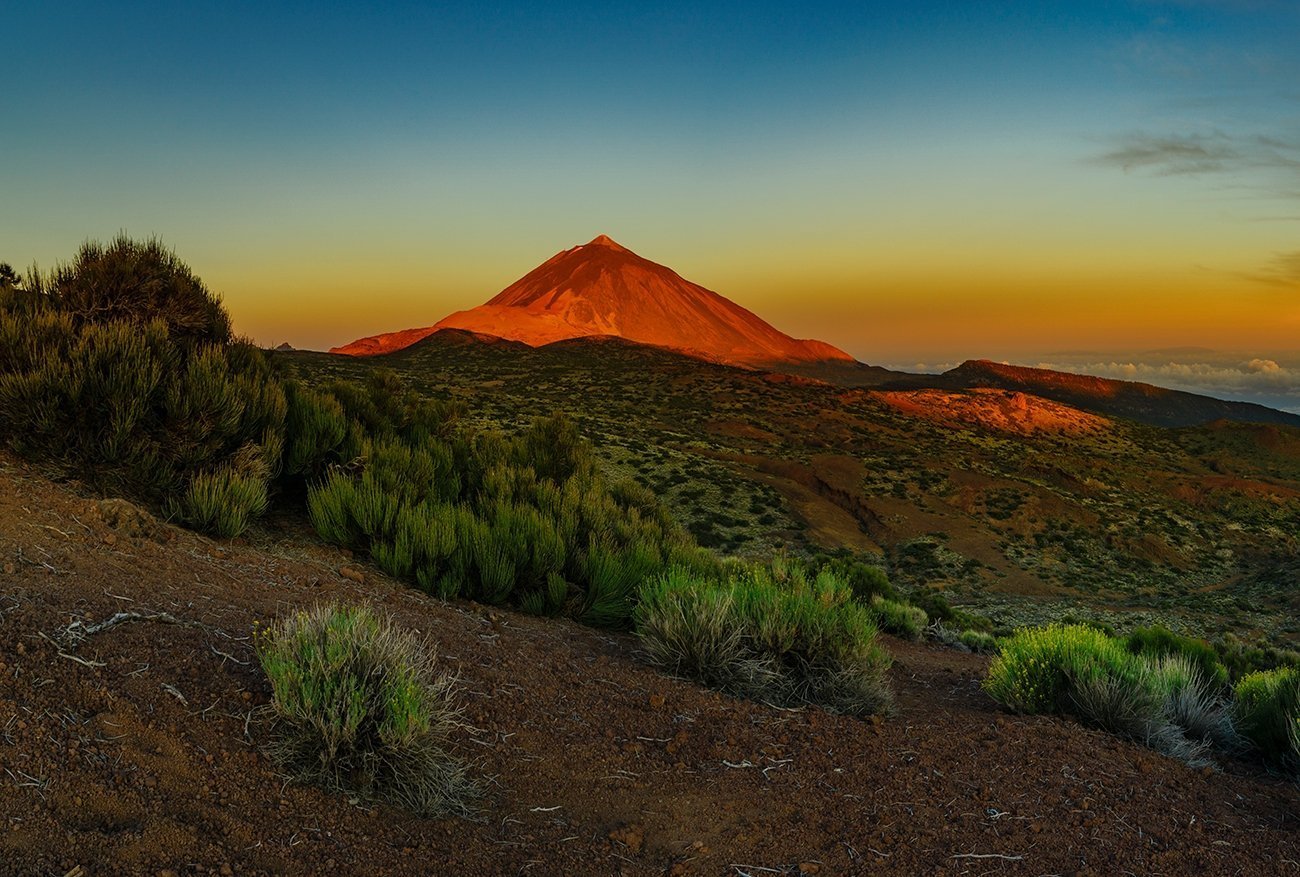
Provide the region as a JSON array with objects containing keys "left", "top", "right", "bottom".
[
  {"left": 820, "top": 558, "right": 898, "bottom": 603},
  {"left": 985, "top": 624, "right": 1174, "bottom": 740},
  {"left": 636, "top": 566, "right": 893, "bottom": 716},
  {"left": 870, "top": 596, "right": 927, "bottom": 640},
  {"left": 1127, "top": 625, "right": 1228, "bottom": 690},
  {"left": 304, "top": 403, "right": 700, "bottom": 628},
  {"left": 0, "top": 241, "right": 285, "bottom": 531},
  {"left": 959, "top": 629, "right": 998, "bottom": 654},
  {"left": 1154, "top": 654, "right": 1240, "bottom": 752},
  {"left": 1234, "top": 667, "right": 1300, "bottom": 766},
  {"left": 256, "top": 603, "right": 474, "bottom": 816},
  {"left": 910, "top": 589, "right": 993, "bottom": 633},
  {"left": 987, "top": 624, "right": 1247, "bottom": 765},
  {"left": 180, "top": 450, "right": 270, "bottom": 538},
  {"left": 282, "top": 383, "right": 351, "bottom": 478},
  {"left": 45, "top": 235, "right": 231, "bottom": 344}
]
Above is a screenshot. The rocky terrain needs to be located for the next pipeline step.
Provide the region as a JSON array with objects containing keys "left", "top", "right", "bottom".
[{"left": 1, "top": 452, "right": 1298, "bottom": 876}]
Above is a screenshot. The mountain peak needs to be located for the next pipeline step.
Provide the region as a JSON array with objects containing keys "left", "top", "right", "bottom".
[
  {"left": 583, "top": 234, "right": 628, "bottom": 252},
  {"left": 332, "top": 236, "right": 854, "bottom": 367}
]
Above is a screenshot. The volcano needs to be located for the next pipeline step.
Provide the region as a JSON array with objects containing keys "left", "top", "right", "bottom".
[{"left": 331, "top": 234, "right": 854, "bottom": 367}]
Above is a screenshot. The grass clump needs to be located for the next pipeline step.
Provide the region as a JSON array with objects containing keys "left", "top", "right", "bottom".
[
  {"left": 1127, "top": 625, "right": 1228, "bottom": 690},
  {"left": 986, "top": 624, "right": 1239, "bottom": 766},
  {"left": 256, "top": 603, "right": 475, "bottom": 816},
  {"left": 636, "top": 564, "right": 892, "bottom": 716},
  {"left": 959, "top": 629, "right": 998, "bottom": 654},
  {"left": 869, "top": 595, "right": 927, "bottom": 640},
  {"left": 1234, "top": 667, "right": 1300, "bottom": 767},
  {"left": 179, "top": 452, "right": 271, "bottom": 538}
]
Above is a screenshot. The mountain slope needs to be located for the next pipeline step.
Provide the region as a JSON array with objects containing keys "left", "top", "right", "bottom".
[
  {"left": 886, "top": 359, "right": 1300, "bottom": 428},
  {"left": 332, "top": 235, "right": 854, "bottom": 367}
]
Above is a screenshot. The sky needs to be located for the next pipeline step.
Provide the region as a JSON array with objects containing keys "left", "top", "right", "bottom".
[{"left": 3, "top": 1, "right": 1299, "bottom": 408}]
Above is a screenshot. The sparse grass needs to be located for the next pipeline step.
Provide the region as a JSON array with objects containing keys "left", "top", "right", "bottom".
[
  {"left": 636, "top": 565, "right": 893, "bottom": 716},
  {"left": 256, "top": 603, "right": 475, "bottom": 816}
]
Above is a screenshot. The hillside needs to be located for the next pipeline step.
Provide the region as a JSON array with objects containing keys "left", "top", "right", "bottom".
[
  {"left": 2, "top": 452, "right": 1297, "bottom": 876},
  {"left": 283, "top": 333, "right": 1300, "bottom": 646},
  {"left": 332, "top": 235, "right": 854, "bottom": 367},
  {"left": 890, "top": 359, "right": 1300, "bottom": 429}
]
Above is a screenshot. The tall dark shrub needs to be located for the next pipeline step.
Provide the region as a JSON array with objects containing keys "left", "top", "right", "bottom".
[{"left": 49, "top": 235, "right": 231, "bottom": 344}]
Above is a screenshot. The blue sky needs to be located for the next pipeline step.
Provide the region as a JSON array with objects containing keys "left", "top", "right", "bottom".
[{"left": 3, "top": 1, "right": 1298, "bottom": 407}]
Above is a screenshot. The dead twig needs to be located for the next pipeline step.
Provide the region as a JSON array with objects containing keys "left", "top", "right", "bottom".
[
  {"left": 59, "top": 609, "right": 216, "bottom": 648},
  {"left": 36, "top": 631, "right": 107, "bottom": 668},
  {"left": 950, "top": 853, "right": 1025, "bottom": 861}
]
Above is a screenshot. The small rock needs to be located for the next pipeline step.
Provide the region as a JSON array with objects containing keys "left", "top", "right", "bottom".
[
  {"left": 608, "top": 824, "right": 644, "bottom": 853},
  {"left": 799, "top": 864, "right": 821, "bottom": 874},
  {"left": 103, "top": 533, "right": 117, "bottom": 546}
]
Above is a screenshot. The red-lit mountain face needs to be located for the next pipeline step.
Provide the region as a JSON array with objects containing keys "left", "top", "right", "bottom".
[{"left": 331, "top": 235, "right": 854, "bottom": 367}]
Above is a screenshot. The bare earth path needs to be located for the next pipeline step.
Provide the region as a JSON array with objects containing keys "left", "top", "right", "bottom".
[{"left": 0, "top": 453, "right": 1296, "bottom": 876}]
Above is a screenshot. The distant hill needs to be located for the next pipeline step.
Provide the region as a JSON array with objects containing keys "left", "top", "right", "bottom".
[
  {"left": 331, "top": 234, "right": 854, "bottom": 367},
  {"left": 885, "top": 360, "right": 1300, "bottom": 428}
]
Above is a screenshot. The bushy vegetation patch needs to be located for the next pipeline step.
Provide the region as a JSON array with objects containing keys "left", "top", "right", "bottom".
[
  {"left": 869, "top": 595, "right": 927, "bottom": 640},
  {"left": 306, "top": 402, "right": 715, "bottom": 628},
  {"left": 985, "top": 624, "right": 1236, "bottom": 764},
  {"left": 1234, "top": 667, "right": 1300, "bottom": 767},
  {"left": 1127, "top": 625, "right": 1229, "bottom": 689},
  {"left": 256, "top": 603, "right": 475, "bottom": 816},
  {"left": 636, "top": 563, "right": 893, "bottom": 716},
  {"left": 0, "top": 240, "right": 284, "bottom": 537},
  {"left": 959, "top": 629, "right": 998, "bottom": 654}
]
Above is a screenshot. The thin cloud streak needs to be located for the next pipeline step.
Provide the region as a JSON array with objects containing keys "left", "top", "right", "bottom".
[{"left": 1092, "top": 131, "right": 1300, "bottom": 176}]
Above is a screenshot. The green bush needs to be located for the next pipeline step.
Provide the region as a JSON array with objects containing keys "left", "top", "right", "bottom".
[
  {"left": 282, "top": 383, "right": 351, "bottom": 478},
  {"left": 820, "top": 558, "right": 898, "bottom": 603},
  {"left": 43, "top": 235, "right": 231, "bottom": 344},
  {"left": 256, "top": 603, "right": 474, "bottom": 816},
  {"left": 870, "top": 596, "right": 927, "bottom": 640},
  {"left": 1127, "top": 625, "right": 1228, "bottom": 690},
  {"left": 636, "top": 565, "right": 893, "bottom": 716},
  {"left": 986, "top": 624, "right": 1243, "bottom": 765},
  {"left": 985, "top": 624, "right": 1162, "bottom": 733},
  {"left": 0, "top": 238, "right": 284, "bottom": 536},
  {"left": 959, "top": 629, "right": 998, "bottom": 654},
  {"left": 180, "top": 448, "right": 271, "bottom": 538},
  {"left": 910, "top": 589, "right": 993, "bottom": 633},
  {"left": 1234, "top": 667, "right": 1300, "bottom": 766},
  {"left": 305, "top": 408, "right": 704, "bottom": 628}
]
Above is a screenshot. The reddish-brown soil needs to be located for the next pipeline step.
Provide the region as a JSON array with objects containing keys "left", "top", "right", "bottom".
[
  {"left": 871, "top": 389, "right": 1110, "bottom": 437},
  {"left": 2, "top": 453, "right": 1298, "bottom": 877}
]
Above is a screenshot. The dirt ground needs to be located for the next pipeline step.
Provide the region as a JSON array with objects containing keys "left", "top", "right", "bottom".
[{"left": 1, "top": 452, "right": 1297, "bottom": 876}]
